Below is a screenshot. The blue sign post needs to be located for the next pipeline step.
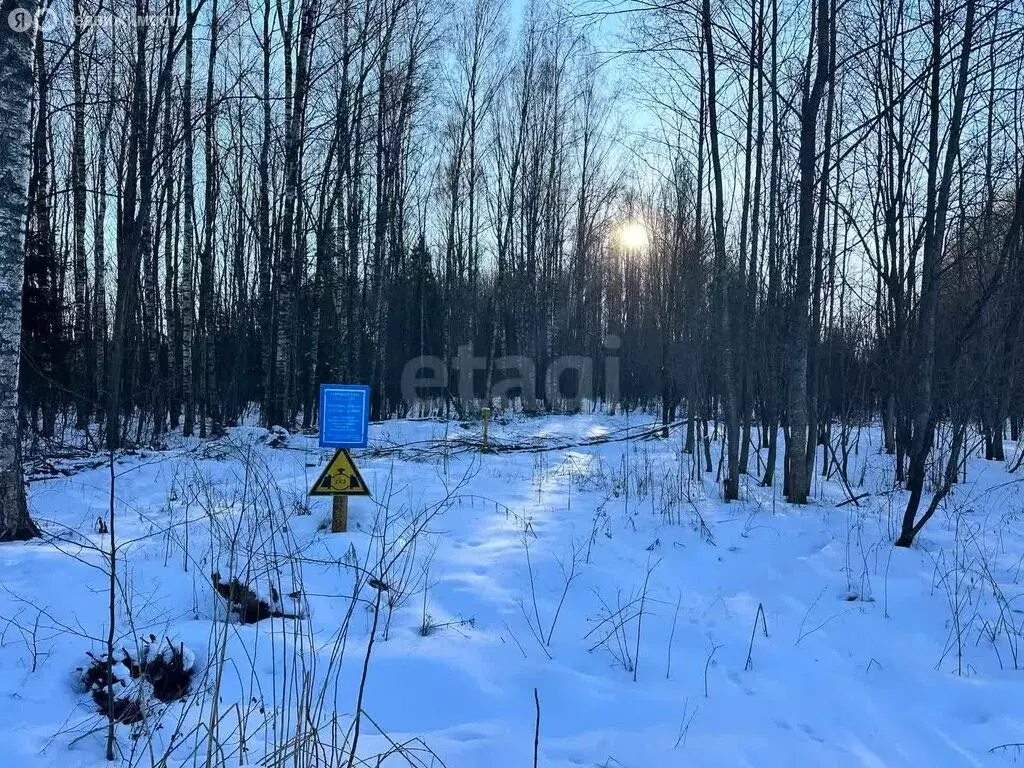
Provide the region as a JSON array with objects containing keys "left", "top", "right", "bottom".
[{"left": 318, "top": 384, "right": 371, "bottom": 449}]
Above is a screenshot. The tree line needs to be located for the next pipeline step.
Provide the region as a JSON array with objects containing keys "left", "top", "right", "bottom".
[{"left": 0, "top": 0, "right": 1022, "bottom": 546}]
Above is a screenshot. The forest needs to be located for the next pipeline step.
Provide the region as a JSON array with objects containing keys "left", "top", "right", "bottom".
[{"left": 1, "top": 0, "right": 1023, "bottom": 553}]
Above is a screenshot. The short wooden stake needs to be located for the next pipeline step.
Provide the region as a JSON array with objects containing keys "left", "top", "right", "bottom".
[
  {"left": 482, "top": 407, "right": 491, "bottom": 449},
  {"left": 332, "top": 495, "right": 349, "bottom": 533}
]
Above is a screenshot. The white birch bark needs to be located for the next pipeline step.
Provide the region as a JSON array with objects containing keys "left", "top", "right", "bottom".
[{"left": 0, "top": 0, "right": 40, "bottom": 540}]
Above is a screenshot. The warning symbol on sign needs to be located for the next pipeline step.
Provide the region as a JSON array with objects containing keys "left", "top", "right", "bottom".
[{"left": 309, "top": 449, "right": 371, "bottom": 496}]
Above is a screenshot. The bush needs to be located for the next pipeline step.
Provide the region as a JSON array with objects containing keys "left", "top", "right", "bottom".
[{"left": 76, "top": 635, "right": 195, "bottom": 723}]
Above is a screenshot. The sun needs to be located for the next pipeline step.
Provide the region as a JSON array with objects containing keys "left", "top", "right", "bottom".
[{"left": 617, "top": 220, "right": 650, "bottom": 251}]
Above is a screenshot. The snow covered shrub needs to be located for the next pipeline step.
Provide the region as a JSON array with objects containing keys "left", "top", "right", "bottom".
[
  {"left": 78, "top": 653, "right": 145, "bottom": 723},
  {"left": 265, "top": 425, "right": 290, "bottom": 448},
  {"left": 133, "top": 635, "right": 196, "bottom": 703},
  {"left": 211, "top": 571, "right": 301, "bottom": 623},
  {"left": 76, "top": 636, "right": 195, "bottom": 723}
]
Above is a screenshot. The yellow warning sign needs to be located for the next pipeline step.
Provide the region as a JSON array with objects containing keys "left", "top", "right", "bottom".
[{"left": 309, "top": 449, "right": 371, "bottom": 496}]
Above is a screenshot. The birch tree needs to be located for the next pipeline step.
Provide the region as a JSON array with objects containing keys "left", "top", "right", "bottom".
[{"left": 0, "top": 0, "right": 40, "bottom": 541}]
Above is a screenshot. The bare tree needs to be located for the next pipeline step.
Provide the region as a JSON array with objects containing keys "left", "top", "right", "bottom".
[{"left": 896, "top": 0, "right": 978, "bottom": 547}]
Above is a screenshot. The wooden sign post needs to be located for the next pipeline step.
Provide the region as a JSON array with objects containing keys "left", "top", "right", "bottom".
[{"left": 332, "top": 497, "right": 348, "bottom": 533}]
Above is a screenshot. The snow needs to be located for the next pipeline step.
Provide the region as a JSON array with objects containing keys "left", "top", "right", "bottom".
[{"left": 2, "top": 413, "right": 1024, "bottom": 766}]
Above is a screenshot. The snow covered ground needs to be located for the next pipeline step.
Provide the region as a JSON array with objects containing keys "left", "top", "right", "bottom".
[{"left": 2, "top": 413, "right": 1024, "bottom": 766}]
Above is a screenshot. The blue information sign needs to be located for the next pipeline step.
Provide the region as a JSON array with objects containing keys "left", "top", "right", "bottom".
[{"left": 318, "top": 384, "right": 371, "bottom": 448}]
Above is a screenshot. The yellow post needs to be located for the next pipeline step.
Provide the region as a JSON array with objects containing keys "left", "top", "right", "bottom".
[
  {"left": 482, "top": 407, "right": 491, "bottom": 449},
  {"left": 332, "top": 495, "right": 349, "bottom": 533}
]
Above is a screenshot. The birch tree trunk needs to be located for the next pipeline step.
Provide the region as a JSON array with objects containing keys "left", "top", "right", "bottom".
[
  {"left": 0, "top": 0, "right": 40, "bottom": 541},
  {"left": 93, "top": 85, "right": 114, "bottom": 433}
]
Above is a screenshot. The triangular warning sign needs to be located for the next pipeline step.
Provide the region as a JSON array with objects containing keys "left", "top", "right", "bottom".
[{"left": 309, "top": 449, "right": 371, "bottom": 496}]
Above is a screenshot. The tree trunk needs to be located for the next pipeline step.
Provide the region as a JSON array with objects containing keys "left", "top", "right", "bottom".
[
  {"left": 897, "top": 0, "right": 976, "bottom": 547},
  {"left": 0, "top": 0, "right": 41, "bottom": 541},
  {"left": 93, "top": 85, "right": 114, "bottom": 434},
  {"left": 785, "top": 0, "right": 832, "bottom": 504},
  {"left": 701, "top": 0, "right": 741, "bottom": 501},
  {"left": 71, "top": 0, "right": 90, "bottom": 430},
  {"left": 200, "top": 0, "right": 220, "bottom": 437},
  {"left": 162, "top": 75, "right": 179, "bottom": 430},
  {"left": 182, "top": 0, "right": 196, "bottom": 437},
  {"left": 258, "top": 0, "right": 274, "bottom": 424}
]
